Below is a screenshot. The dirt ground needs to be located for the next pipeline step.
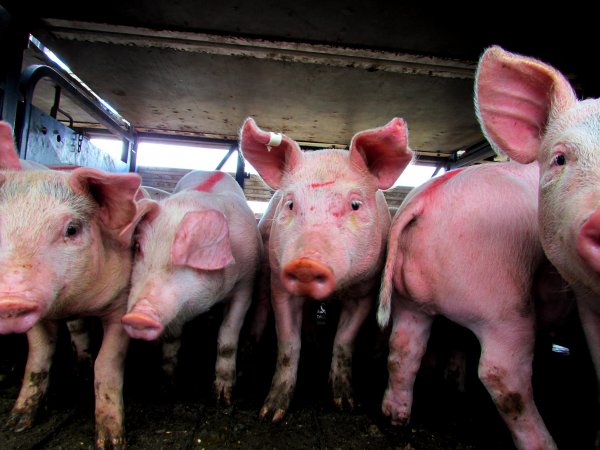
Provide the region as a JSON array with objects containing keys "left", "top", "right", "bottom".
[{"left": 1, "top": 302, "right": 598, "bottom": 449}]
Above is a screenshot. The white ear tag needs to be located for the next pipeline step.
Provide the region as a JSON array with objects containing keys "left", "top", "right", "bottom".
[{"left": 266, "top": 132, "right": 283, "bottom": 152}]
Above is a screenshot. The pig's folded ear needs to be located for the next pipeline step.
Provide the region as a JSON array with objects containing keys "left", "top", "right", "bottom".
[
  {"left": 348, "top": 117, "right": 413, "bottom": 190},
  {"left": 119, "top": 198, "right": 161, "bottom": 246},
  {"left": 0, "top": 121, "right": 22, "bottom": 171},
  {"left": 475, "top": 45, "right": 577, "bottom": 164},
  {"left": 69, "top": 168, "right": 142, "bottom": 230},
  {"left": 239, "top": 117, "right": 302, "bottom": 190},
  {"left": 171, "top": 210, "right": 235, "bottom": 270}
]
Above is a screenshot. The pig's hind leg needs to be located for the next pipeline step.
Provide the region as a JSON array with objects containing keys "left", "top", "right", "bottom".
[
  {"left": 382, "top": 305, "right": 433, "bottom": 425},
  {"left": 476, "top": 318, "right": 557, "bottom": 450},
  {"left": 7, "top": 321, "right": 59, "bottom": 432},
  {"left": 214, "top": 281, "right": 254, "bottom": 405}
]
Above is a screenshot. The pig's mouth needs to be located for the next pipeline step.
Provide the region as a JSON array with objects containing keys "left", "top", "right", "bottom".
[{"left": 0, "top": 297, "right": 41, "bottom": 334}]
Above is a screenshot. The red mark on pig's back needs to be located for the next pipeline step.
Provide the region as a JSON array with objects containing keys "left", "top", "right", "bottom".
[
  {"left": 309, "top": 180, "right": 335, "bottom": 189},
  {"left": 416, "top": 168, "right": 465, "bottom": 204},
  {"left": 194, "top": 171, "right": 225, "bottom": 192}
]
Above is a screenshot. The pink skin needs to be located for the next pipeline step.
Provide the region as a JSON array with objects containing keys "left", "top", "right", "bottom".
[
  {"left": 476, "top": 46, "right": 600, "bottom": 441},
  {"left": 240, "top": 117, "right": 413, "bottom": 421},
  {"left": 0, "top": 121, "right": 140, "bottom": 449},
  {"left": 122, "top": 170, "right": 262, "bottom": 405},
  {"left": 378, "top": 162, "right": 558, "bottom": 450}
]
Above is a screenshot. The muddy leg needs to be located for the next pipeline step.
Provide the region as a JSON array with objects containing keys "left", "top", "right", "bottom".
[
  {"left": 382, "top": 305, "right": 433, "bottom": 425},
  {"left": 8, "top": 320, "right": 59, "bottom": 432}
]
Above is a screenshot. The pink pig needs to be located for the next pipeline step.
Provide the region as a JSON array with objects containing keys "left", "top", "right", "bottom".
[
  {"left": 377, "top": 160, "right": 558, "bottom": 450},
  {"left": 240, "top": 117, "right": 412, "bottom": 421},
  {"left": 121, "top": 170, "right": 262, "bottom": 404},
  {"left": 476, "top": 45, "right": 600, "bottom": 442},
  {"left": 0, "top": 122, "right": 141, "bottom": 449}
]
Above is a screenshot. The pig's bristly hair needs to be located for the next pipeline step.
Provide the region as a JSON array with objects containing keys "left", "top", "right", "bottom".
[{"left": 0, "top": 172, "right": 95, "bottom": 221}]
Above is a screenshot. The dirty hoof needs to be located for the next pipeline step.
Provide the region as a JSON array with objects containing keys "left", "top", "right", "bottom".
[{"left": 6, "top": 410, "right": 34, "bottom": 432}]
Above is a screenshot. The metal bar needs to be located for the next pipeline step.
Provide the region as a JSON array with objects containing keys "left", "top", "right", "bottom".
[
  {"left": 215, "top": 145, "right": 236, "bottom": 170},
  {"left": 19, "top": 64, "right": 135, "bottom": 159},
  {"left": 235, "top": 145, "right": 246, "bottom": 189},
  {"left": 50, "top": 85, "right": 61, "bottom": 118},
  {"left": 450, "top": 142, "right": 496, "bottom": 168}
]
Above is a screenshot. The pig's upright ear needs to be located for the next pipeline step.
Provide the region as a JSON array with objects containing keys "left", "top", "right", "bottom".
[
  {"left": 239, "top": 118, "right": 302, "bottom": 190},
  {"left": 69, "top": 168, "right": 142, "bottom": 232},
  {"left": 119, "top": 198, "right": 161, "bottom": 246},
  {"left": 0, "top": 121, "right": 22, "bottom": 170},
  {"left": 171, "top": 210, "right": 234, "bottom": 270},
  {"left": 348, "top": 118, "right": 413, "bottom": 190},
  {"left": 475, "top": 45, "right": 577, "bottom": 164}
]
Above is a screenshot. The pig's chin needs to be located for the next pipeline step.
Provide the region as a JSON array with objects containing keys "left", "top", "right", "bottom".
[{"left": 0, "top": 298, "right": 42, "bottom": 334}]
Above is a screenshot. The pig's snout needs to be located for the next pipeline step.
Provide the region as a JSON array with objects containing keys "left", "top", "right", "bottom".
[
  {"left": 577, "top": 210, "right": 600, "bottom": 274},
  {"left": 282, "top": 258, "right": 335, "bottom": 300},
  {"left": 122, "top": 307, "right": 164, "bottom": 341},
  {"left": 0, "top": 297, "right": 41, "bottom": 334}
]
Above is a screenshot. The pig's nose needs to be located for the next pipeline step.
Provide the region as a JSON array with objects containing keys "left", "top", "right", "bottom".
[
  {"left": 121, "top": 311, "right": 164, "bottom": 341},
  {"left": 577, "top": 210, "right": 600, "bottom": 274},
  {"left": 282, "top": 258, "right": 335, "bottom": 300}
]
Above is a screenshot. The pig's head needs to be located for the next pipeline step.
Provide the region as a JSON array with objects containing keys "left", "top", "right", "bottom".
[
  {"left": 0, "top": 164, "right": 141, "bottom": 334},
  {"left": 476, "top": 45, "right": 600, "bottom": 294},
  {"left": 122, "top": 196, "right": 235, "bottom": 340},
  {"left": 240, "top": 117, "right": 412, "bottom": 299}
]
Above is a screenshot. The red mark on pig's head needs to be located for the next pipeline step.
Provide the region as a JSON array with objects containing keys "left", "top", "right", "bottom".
[
  {"left": 194, "top": 171, "right": 225, "bottom": 192},
  {"left": 309, "top": 180, "right": 335, "bottom": 189}
]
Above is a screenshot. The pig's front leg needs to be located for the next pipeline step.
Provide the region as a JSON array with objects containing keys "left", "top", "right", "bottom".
[
  {"left": 8, "top": 320, "right": 59, "bottom": 432},
  {"left": 94, "top": 315, "right": 129, "bottom": 450},
  {"left": 573, "top": 287, "right": 600, "bottom": 448},
  {"left": 329, "top": 295, "right": 372, "bottom": 410},
  {"left": 383, "top": 304, "right": 433, "bottom": 425},
  {"left": 214, "top": 282, "right": 253, "bottom": 405},
  {"left": 260, "top": 283, "right": 304, "bottom": 422}
]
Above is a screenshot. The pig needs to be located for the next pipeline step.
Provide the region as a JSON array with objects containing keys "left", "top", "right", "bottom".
[
  {"left": 475, "top": 45, "right": 600, "bottom": 444},
  {"left": 377, "top": 160, "right": 558, "bottom": 450},
  {"left": 120, "top": 169, "right": 262, "bottom": 404},
  {"left": 0, "top": 121, "right": 141, "bottom": 449},
  {"left": 239, "top": 117, "right": 412, "bottom": 421}
]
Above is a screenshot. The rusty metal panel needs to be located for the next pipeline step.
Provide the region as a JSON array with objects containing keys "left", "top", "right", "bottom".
[{"left": 24, "top": 106, "right": 129, "bottom": 172}]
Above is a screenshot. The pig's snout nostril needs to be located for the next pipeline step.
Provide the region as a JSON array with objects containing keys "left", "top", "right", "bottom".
[
  {"left": 282, "top": 258, "right": 335, "bottom": 300},
  {"left": 577, "top": 212, "right": 600, "bottom": 274}
]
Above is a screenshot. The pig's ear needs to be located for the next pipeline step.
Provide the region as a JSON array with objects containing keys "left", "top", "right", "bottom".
[
  {"left": 348, "top": 118, "right": 413, "bottom": 190},
  {"left": 0, "top": 121, "right": 22, "bottom": 171},
  {"left": 475, "top": 45, "right": 577, "bottom": 164},
  {"left": 119, "top": 198, "right": 161, "bottom": 246},
  {"left": 69, "top": 168, "right": 142, "bottom": 230},
  {"left": 171, "top": 210, "right": 234, "bottom": 270},
  {"left": 239, "top": 117, "right": 302, "bottom": 190}
]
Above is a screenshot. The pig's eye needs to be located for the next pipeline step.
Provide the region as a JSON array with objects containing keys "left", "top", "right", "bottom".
[
  {"left": 64, "top": 220, "right": 82, "bottom": 238},
  {"left": 554, "top": 154, "right": 567, "bottom": 166},
  {"left": 133, "top": 240, "right": 141, "bottom": 255},
  {"left": 351, "top": 200, "right": 362, "bottom": 211},
  {"left": 287, "top": 201, "right": 294, "bottom": 210}
]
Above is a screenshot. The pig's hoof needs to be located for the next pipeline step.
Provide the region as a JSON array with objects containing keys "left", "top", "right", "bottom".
[
  {"left": 382, "top": 401, "right": 410, "bottom": 426},
  {"left": 214, "top": 383, "right": 233, "bottom": 406},
  {"left": 6, "top": 411, "right": 34, "bottom": 432},
  {"left": 259, "top": 404, "right": 287, "bottom": 422},
  {"left": 95, "top": 433, "right": 125, "bottom": 450},
  {"left": 333, "top": 395, "right": 355, "bottom": 411}
]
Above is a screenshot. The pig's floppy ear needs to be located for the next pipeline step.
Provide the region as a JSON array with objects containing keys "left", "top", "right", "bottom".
[
  {"left": 119, "top": 198, "right": 161, "bottom": 246},
  {"left": 475, "top": 45, "right": 577, "bottom": 164},
  {"left": 348, "top": 118, "right": 414, "bottom": 190},
  {"left": 69, "top": 168, "right": 142, "bottom": 231},
  {"left": 171, "top": 210, "right": 234, "bottom": 270},
  {"left": 239, "top": 117, "right": 302, "bottom": 190},
  {"left": 0, "top": 121, "right": 22, "bottom": 171}
]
